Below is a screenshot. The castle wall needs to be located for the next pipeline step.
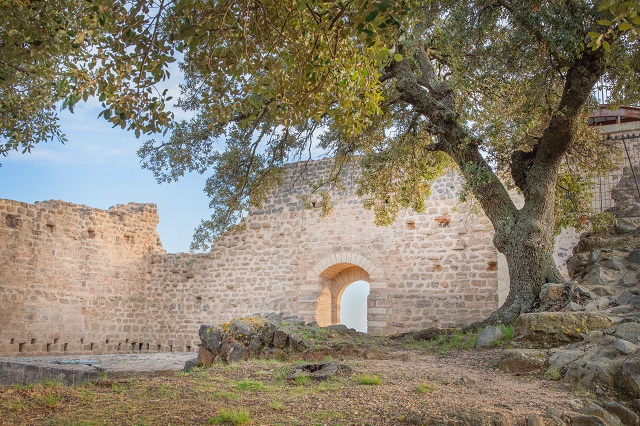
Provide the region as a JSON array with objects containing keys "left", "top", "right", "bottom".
[
  {"left": 0, "top": 200, "right": 164, "bottom": 356},
  {"left": 0, "top": 160, "right": 500, "bottom": 356}
]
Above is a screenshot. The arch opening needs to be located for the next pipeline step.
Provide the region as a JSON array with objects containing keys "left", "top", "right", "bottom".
[
  {"left": 315, "top": 263, "right": 370, "bottom": 330},
  {"left": 339, "top": 280, "right": 370, "bottom": 333}
]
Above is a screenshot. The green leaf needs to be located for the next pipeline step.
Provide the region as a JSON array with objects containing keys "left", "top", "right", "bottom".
[
  {"left": 619, "top": 22, "right": 632, "bottom": 31},
  {"left": 393, "top": 53, "right": 403, "bottom": 62},
  {"left": 597, "top": 19, "right": 612, "bottom": 26},
  {"left": 602, "top": 40, "right": 611, "bottom": 52}
]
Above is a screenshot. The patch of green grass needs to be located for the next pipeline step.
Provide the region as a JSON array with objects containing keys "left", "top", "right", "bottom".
[
  {"left": 211, "top": 391, "right": 240, "bottom": 401},
  {"left": 416, "top": 382, "right": 437, "bottom": 393},
  {"left": 37, "top": 393, "right": 59, "bottom": 408},
  {"left": 156, "top": 384, "right": 177, "bottom": 398},
  {"left": 41, "top": 379, "right": 62, "bottom": 388},
  {"left": 355, "top": 374, "right": 382, "bottom": 385},
  {"left": 208, "top": 408, "right": 251, "bottom": 425},
  {"left": 269, "top": 399, "right": 284, "bottom": 411},
  {"left": 292, "top": 375, "right": 311, "bottom": 386},
  {"left": 11, "top": 383, "right": 33, "bottom": 391},
  {"left": 233, "top": 379, "right": 268, "bottom": 391},
  {"left": 545, "top": 368, "right": 562, "bottom": 381},
  {"left": 413, "top": 329, "right": 479, "bottom": 354},
  {"left": 497, "top": 324, "right": 514, "bottom": 341}
]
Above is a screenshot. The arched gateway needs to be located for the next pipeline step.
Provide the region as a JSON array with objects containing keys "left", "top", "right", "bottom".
[{"left": 304, "top": 253, "right": 386, "bottom": 333}]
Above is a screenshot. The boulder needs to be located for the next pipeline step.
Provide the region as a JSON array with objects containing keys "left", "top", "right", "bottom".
[
  {"left": 603, "top": 401, "right": 640, "bottom": 426},
  {"left": 273, "top": 327, "right": 290, "bottom": 348},
  {"left": 614, "top": 338, "right": 638, "bottom": 355},
  {"left": 547, "top": 349, "right": 584, "bottom": 374},
  {"left": 614, "top": 322, "right": 640, "bottom": 343},
  {"left": 475, "top": 325, "right": 505, "bottom": 348},
  {"left": 618, "top": 291, "right": 640, "bottom": 308},
  {"left": 564, "top": 355, "right": 623, "bottom": 389},
  {"left": 498, "top": 349, "right": 547, "bottom": 374},
  {"left": 196, "top": 347, "right": 215, "bottom": 368},
  {"left": 514, "top": 312, "right": 613, "bottom": 348},
  {"left": 199, "top": 325, "right": 222, "bottom": 354},
  {"left": 577, "top": 405, "right": 623, "bottom": 426},
  {"left": 229, "top": 319, "right": 258, "bottom": 344},
  {"left": 622, "top": 355, "right": 640, "bottom": 398}
]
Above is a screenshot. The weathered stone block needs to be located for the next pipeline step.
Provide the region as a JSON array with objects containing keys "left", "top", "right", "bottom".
[{"left": 514, "top": 312, "right": 613, "bottom": 348}]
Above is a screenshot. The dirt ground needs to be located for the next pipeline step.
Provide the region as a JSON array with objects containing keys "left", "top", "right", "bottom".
[{"left": 0, "top": 345, "right": 592, "bottom": 425}]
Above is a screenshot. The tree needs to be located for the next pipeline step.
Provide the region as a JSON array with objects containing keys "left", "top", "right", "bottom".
[
  {"left": 3, "top": 0, "right": 640, "bottom": 324},
  {"left": 1, "top": 0, "right": 176, "bottom": 155}
]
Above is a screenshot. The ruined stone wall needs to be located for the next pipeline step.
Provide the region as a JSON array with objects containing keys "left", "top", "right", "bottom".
[
  {"left": 0, "top": 159, "right": 500, "bottom": 356},
  {"left": 143, "top": 159, "right": 500, "bottom": 349},
  {"left": 0, "top": 200, "right": 164, "bottom": 356}
]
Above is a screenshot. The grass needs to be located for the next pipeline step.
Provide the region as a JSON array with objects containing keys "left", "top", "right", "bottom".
[
  {"left": 355, "top": 374, "right": 382, "bottom": 385},
  {"left": 416, "top": 382, "right": 437, "bottom": 394},
  {"left": 212, "top": 391, "right": 240, "bottom": 401},
  {"left": 208, "top": 408, "right": 251, "bottom": 425},
  {"left": 497, "top": 324, "right": 514, "bottom": 341},
  {"left": 37, "top": 393, "right": 59, "bottom": 408},
  {"left": 292, "top": 375, "right": 311, "bottom": 386},
  {"left": 545, "top": 368, "right": 562, "bottom": 381},
  {"left": 233, "top": 379, "right": 268, "bottom": 391},
  {"left": 269, "top": 399, "right": 284, "bottom": 411}
]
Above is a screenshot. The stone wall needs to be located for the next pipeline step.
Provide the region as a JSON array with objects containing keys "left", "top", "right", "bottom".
[
  {"left": 0, "top": 200, "right": 164, "bottom": 356},
  {"left": 0, "top": 159, "right": 500, "bottom": 356}
]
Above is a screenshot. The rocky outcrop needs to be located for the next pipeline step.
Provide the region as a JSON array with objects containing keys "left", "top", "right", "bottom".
[{"left": 193, "top": 313, "right": 359, "bottom": 366}]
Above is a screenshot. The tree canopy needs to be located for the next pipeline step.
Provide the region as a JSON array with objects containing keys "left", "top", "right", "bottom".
[{"left": 3, "top": 0, "right": 640, "bottom": 322}]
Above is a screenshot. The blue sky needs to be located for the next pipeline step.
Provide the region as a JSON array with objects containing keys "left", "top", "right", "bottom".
[{"left": 0, "top": 101, "right": 212, "bottom": 253}]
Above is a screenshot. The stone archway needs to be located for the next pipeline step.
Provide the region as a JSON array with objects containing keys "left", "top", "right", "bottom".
[{"left": 302, "top": 253, "right": 389, "bottom": 334}]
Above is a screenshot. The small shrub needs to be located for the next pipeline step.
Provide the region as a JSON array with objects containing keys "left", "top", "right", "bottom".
[
  {"left": 355, "top": 374, "right": 382, "bottom": 385},
  {"left": 416, "top": 382, "right": 437, "bottom": 394},
  {"left": 233, "top": 379, "right": 267, "bottom": 391},
  {"left": 208, "top": 408, "right": 251, "bottom": 425}
]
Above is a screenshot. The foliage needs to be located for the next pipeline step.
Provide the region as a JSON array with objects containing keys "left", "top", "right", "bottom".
[
  {"left": 416, "top": 382, "right": 437, "bottom": 393},
  {"left": 1, "top": 0, "right": 176, "bottom": 155}
]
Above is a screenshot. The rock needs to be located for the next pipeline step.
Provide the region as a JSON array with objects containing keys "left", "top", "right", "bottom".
[
  {"left": 196, "top": 347, "right": 214, "bottom": 368},
  {"left": 629, "top": 249, "right": 640, "bottom": 264},
  {"left": 364, "top": 347, "right": 388, "bottom": 360},
  {"left": 199, "top": 325, "right": 222, "bottom": 354},
  {"left": 476, "top": 325, "right": 505, "bottom": 348},
  {"left": 526, "top": 414, "right": 565, "bottom": 426},
  {"left": 547, "top": 349, "right": 584, "bottom": 373},
  {"left": 578, "top": 405, "right": 624, "bottom": 426},
  {"left": 603, "top": 401, "right": 639, "bottom": 426},
  {"left": 566, "top": 302, "right": 585, "bottom": 312},
  {"left": 395, "top": 409, "right": 509, "bottom": 426},
  {"left": 273, "top": 327, "right": 290, "bottom": 348},
  {"left": 619, "top": 273, "right": 639, "bottom": 288},
  {"left": 325, "top": 324, "right": 351, "bottom": 332},
  {"left": 259, "top": 322, "right": 277, "bottom": 346},
  {"left": 226, "top": 342, "right": 247, "bottom": 363},
  {"left": 614, "top": 322, "right": 640, "bottom": 343},
  {"left": 288, "top": 334, "right": 311, "bottom": 352},
  {"left": 514, "top": 312, "right": 613, "bottom": 349},
  {"left": 229, "top": 319, "right": 258, "bottom": 343},
  {"left": 614, "top": 338, "right": 638, "bottom": 355},
  {"left": 564, "top": 355, "right": 623, "bottom": 389},
  {"left": 286, "top": 362, "right": 351, "bottom": 381},
  {"left": 568, "top": 415, "right": 608, "bottom": 426},
  {"left": 618, "top": 291, "right": 640, "bottom": 307},
  {"left": 498, "top": 349, "right": 547, "bottom": 373},
  {"left": 540, "top": 283, "right": 566, "bottom": 306},
  {"left": 183, "top": 358, "right": 197, "bottom": 372},
  {"left": 622, "top": 355, "right": 640, "bottom": 398},
  {"left": 585, "top": 298, "right": 612, "bottom": 313},
  {"left": 586, "top": 264, "right": 620, "bottom": 286}
]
